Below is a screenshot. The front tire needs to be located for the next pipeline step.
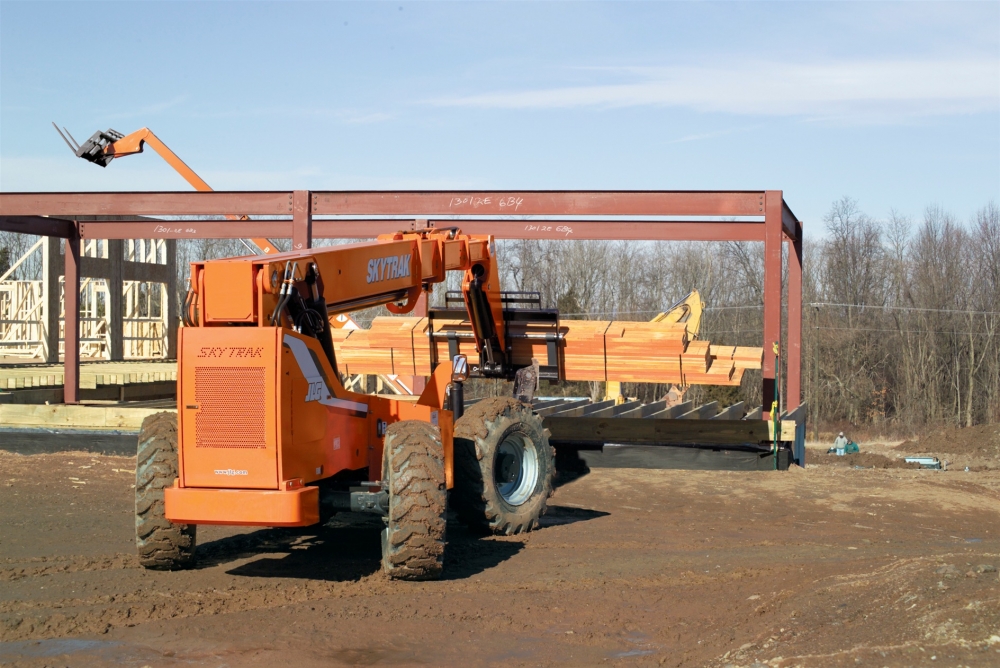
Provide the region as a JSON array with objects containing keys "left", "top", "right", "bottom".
[
  {"left": 381, "top": 420, "right": 447, "bottom": 580},
  {"left": 135, "top": 412, "right": 196, "bottom": 570},
  {"left": 453, "top": 397, "right": 555, "bottom": 535}
]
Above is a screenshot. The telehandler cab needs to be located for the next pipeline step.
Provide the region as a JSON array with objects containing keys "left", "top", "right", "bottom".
[{"left": 137, "top": 228, "right": 556, "bottom": 580}]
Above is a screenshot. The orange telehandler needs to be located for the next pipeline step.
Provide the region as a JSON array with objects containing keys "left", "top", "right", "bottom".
[
  {"left": 136, "top": 228, "right": 555, "bottom": 580},
  {"left": 53, "top": 124, "right": 556, "bottom": 580}
]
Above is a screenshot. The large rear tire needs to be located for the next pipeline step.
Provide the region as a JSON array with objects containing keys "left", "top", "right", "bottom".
[
  {"left": 135, "top": 412, "right": 197, "bottom": 570},
  {"left": 381, "top": 420, "right": 447, "bottom": 580},
  {"left": 452, "top": 397, "right": 555, "bottom": 535}
]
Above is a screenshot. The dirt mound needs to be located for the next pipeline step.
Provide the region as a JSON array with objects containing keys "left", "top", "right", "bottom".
[
  {"left": 814, "top": 451, "right": 919, "bottom": 469},
  {"left": 897, "top": 423, "right": 1000, "bottom": 458}
]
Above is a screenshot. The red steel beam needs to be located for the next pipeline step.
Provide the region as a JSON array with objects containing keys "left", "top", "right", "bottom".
[
  {"left": 2, "top": 190, "right": 766, "bottom": 218},
  {"left": 75, "top": 219, "right": 765, "bottom": 242},
  {"left": 0, "top": 215, "right": 76, "bottom": 238},
  {"left": 312, "top": 191, "right": 765, "bottom": 217},
  {"left": 78, "top": 219, "right": 292, "bottom": 239},
  {"left": 63, "top": 225, "right": 81, "bottom": 404},
  {"left": 0, "top": 191, "right": 296, "bottom": 217},
  {"left": 782, "top": 201, "right": 800, "bottom": 240},
  {"left": 787, "top": 230, "right": 804, "bottom": 409},
  {"left": 292, "top": 190, "right": 312, "bottom": 250},
  {"left": 762, "top": 190, "right": 784, "bottom": 413},
  {"left": 1, "top": 189, "right": 802, "bottom": 412},
  {"left": 413, "top": 220, "right": 765, "bottom": 242}
]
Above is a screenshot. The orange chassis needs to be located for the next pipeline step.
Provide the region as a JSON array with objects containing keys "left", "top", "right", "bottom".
[
  {"left": 166, "top": 327, "right": 455, "bottom": 527},
  {"left": 163, "top": 229, "right": 502, "bottom": 528}
]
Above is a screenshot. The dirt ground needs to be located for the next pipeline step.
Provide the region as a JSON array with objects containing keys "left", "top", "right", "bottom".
[{"left": 1, "top": 446, "right": 998, "bottom": 667}]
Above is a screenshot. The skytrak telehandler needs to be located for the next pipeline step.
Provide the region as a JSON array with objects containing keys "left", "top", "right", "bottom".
[{"left": 137, "top": 228, "right": 556, "bottom": 580}]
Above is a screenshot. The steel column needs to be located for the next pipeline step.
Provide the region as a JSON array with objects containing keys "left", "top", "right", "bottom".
[
  {"left": 762, "top": 191, "right": 783, "bottom": 412},
  {"left": 165, "top": 240, "right": 178, "bottom": 359},
  {"left": 108, "top": 240, "right": 124, "bottom": 361},
  {"left": 63, "top": 224, "right": 81, "bottom": 404},
  {"left": 43, "top": 237, "right": 61, "bottom": 363},
  {"left": 292, "top": 190, "right": 312, "bottom": 250},
  {"left": 787, "top": 230, "right": 803, "bottom": 409},
  {"left": 410, "top": 290, "right": 429, "bottom": 395}
]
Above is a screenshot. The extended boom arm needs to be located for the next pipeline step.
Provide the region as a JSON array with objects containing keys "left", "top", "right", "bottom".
[
  {"left": 53, "top": 124, "right": 279, "bottom": 255},
  {"left": 187, "top": 228, "right": 511, "bottom": 378}
]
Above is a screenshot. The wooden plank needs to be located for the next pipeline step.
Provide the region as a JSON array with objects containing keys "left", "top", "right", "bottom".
[
  {"left": 544, "top": 415, "right": 770, "bottom": 447},
  {"left": 766, "top": 420, "right": 798, "bottom": 441},
  {"left": 0, "top": 403, "right": 172, "bottom": 429},
  {"left": 744, "top": 406, "right": 763, "bottom": 420}
]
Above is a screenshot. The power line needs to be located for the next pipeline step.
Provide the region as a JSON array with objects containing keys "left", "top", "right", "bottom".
[
  {"left": 815, "top": 326, "right": 997, "bottom": 336},
  {"left": 560, "top": 304, "right": 762, "bottom": 317},
  {"left": 810, "top": 302, "right": 1000, "bottom": 316}
]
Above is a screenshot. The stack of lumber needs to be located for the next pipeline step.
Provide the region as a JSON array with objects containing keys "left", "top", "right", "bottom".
[
  {"left": 602, "top": 321, "right": 686, "bottom": 383},
  {"left": 332, "top": 320, "right": 400, "bottom": 375},
  {"left": 562, "top": 320, "right": 611, "bottom": 380},
  {"left": 331, "top": 316, "right": 762, "bottom": 387},
  {"left": 0, "top": 361, "right": 177, "bottom": 391}
]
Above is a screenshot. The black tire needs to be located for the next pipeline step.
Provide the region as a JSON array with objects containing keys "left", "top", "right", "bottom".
[
  {"left": 452, "top": 397, "right": 555, "bottom": 535},
  {"left": 135, "top": 412, "right": 196, "bottom": 570},
  {"left": 381, "top": 420, "right": 447, "bottom": 580}
]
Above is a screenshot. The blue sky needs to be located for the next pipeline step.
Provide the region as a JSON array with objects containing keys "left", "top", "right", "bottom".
[{"left": 1, "top": 1, "right": 998, "bottom": 231}]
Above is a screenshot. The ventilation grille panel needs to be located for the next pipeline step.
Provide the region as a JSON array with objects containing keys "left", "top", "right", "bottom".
[{"left": 194, "top": 366, "right": 266, "bottom": 449}]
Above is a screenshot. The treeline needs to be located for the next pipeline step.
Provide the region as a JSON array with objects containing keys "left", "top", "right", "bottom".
[
  {"left": 488, "top": 198, "right": 1000, "bottom": 430},
  {"left": 807, "top": 199, "right": 1000, "bottom": 430}
]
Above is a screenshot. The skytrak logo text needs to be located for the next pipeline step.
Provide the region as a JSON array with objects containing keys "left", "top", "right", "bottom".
[{"left": 366, "top": 254, "right": 412, "bottom": 284}]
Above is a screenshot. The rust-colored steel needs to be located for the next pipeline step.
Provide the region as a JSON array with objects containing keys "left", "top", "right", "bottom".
[
  {"left": 0, "top": 215, "right": 75, "bottom": 238},
  {"left": 787, "top": 232, "right": 804, "bottom": 409},
  {"left": 312, "top": 190, "right": 766, "bottom": 217},
  {"left": 762, "top": 190, "right": 784, "bottom": 410},
  {"left": 0, "top": 192, "right": 295, "bottom": 217},
  {"left": 63, "top": 225, "right": 81, "bottom": 404},
  {"left": 0, "top": 189, "right": 802, "bottom": 413},
  {"left": 292, "top": 190, "right": 312, "bottom": 250},
  {"left": 404, "top": 220, "right": 765, "bottom": 242},
  {"left": 74, "top": 218, "right": 766, "bottom": 242},
  {"left": 77, "top": 219, "right": 293, "bottom": 239},
  {"left": 2, "top": 191, "right": 765, "bottom": 218}
]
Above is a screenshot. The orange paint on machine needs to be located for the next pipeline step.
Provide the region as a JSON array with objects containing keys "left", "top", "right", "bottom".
[{"left": 148, "top": 228, "right": 551, "bottom": 580}]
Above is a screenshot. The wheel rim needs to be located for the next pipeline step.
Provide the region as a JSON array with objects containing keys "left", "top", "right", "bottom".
[{"left": 494, "top": 432, "right": 538, "bottom": 506}]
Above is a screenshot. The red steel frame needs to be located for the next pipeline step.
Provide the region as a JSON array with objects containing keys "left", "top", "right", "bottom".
[{"left": 0, "top": 190, "right": 803, "bottom": 411}]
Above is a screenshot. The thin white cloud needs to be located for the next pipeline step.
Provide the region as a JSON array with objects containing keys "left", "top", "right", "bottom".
[
  {"left": 427, "top": 59, "right": 1000, "bottom": 121},
  {"left": 665, "top": 125, "right": 759, "bottom": 145},
  {"left": 185, "top": 106, "right": 395, "bottom": 124},
  {"left": 105, "top": 94, "right": 190, "bottom": 120}
]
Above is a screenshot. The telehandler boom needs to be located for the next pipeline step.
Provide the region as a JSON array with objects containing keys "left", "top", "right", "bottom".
[
  {"left": 137, "top": 227, "right": 556, "bottom": 580},
  {"left": 53, "top": 123, "right": 280, "bottom": 255}
]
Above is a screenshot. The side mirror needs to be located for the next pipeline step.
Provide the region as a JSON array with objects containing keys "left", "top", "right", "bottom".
[{"left": 451, "top": 354, "right": 469, "bottom": 383}]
